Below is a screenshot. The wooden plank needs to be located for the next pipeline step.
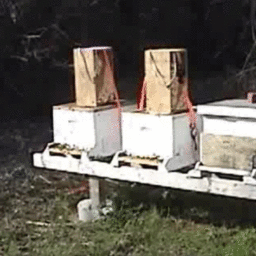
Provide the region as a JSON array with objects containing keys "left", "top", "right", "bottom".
[
  {"left": 33, "top": 150, "right": 256, "bottom": 200},
  {"left": 118, "top": 156, "right": 162, "bottom": 166},
  {"left": 201, "top": 133, "right": 256, "bottom": 171},
  {"left": 73, "top": 47, "right": 116, "bottom": 107},
  {"left": 74, "top": 48, "right": 96, "bottom": 107},
  {"left": 145, "top": 49, "right": 188, "bottom": 114},
  {"left": 145, "top": 50, "right": 171, "bottom": 114},
  {"left": 48, "top": 143, "right": 82, "bottom": 156},
  {"left": 197, "top": 165, "right": 250, "bottom": 176},
  {"left": 89, "top": 177, "right": 100, "bottom": 209},
  {"left": 88, "top": 178, "right": 108, "bottom": 210}
]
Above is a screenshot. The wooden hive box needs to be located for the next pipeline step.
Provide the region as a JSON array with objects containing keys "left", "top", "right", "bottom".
[
  {"left": 197, "top": 99, "right": 256, "bottom": 171},
  {"left": 73, "top": 46, "right": 116, "bottom": 107},
  {"left": 201, "top": 133, "right": 256, "bottom": 171},
  {"left": 145, "top": 48, "right": 188, "bottom": 114}
]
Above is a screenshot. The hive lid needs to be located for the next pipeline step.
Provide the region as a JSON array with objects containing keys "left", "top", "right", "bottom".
[
  {"left": 145, "top": 48, "right": 186, "bottom": 52},
  {"left": 74, "top": 46, "right": 112, "bottom": 52},
  {"left": 197, "top": 99, "right": 256, "bottom": 119}
]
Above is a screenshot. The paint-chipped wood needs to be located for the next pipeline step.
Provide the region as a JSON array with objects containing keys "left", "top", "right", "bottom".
[
  {"left": 33, "top": 149, "right": 256, "bottom": 200},
  {"left": 118, "top": 155, "right": 162, "bottom": 167},
  {"left": 145, "top": 48, "right": 188, "bottom": 114},
  {"left": 197, "top": 164, "right": 250, "bottom": 176},
  {"left": 48, "top": 143, "right": 82, "bottom": 156},
  {"left": 73, "top": 47, "right": 116, "bottom": 107},
  {"left": 201, "top": 133, "right": 256, "bottom": 171}
]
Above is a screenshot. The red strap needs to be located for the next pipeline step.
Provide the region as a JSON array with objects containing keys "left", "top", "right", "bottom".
[
  {"left": 182, "top": 79, "right": 197, "bottom": 128},
  {"left": 137, "top": 78, "right": 147, "bottom": 111},
  {"left": 102, "top": 50, "right": 122, "bottom": 110},
  {"left": 68, "top": 181, "right": 89, "bottom": 195}
]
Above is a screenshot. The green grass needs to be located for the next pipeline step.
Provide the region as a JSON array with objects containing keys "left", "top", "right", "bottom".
[
  {"left": 1, "top": 163, "right": 256, "bottom": 256},
  {"left": 2, "top": 194, "right": 256, "bottom": 256},
  {"left": 2, "top": 209, "right": 256, "bottom": 256}
]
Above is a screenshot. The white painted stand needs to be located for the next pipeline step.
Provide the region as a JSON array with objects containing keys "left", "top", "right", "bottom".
[
  {"left": 33, "top": 148, "right": 256, "bottom": 201},
  {"left": 77, "top": 177, "right": 101, "bottom": 222}
]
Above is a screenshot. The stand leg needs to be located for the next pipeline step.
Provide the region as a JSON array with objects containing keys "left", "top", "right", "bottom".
[
  {"left": 89, "top": 177, "right": 108, "bottom": 205},
  {"left": 88, "top": 177, "right": 100, "bottom": 220},
  {"left": 89, "top": 177, "right": 100, "bottom": 209}
]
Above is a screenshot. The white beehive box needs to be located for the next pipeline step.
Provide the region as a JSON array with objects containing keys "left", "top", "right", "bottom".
[
  {"left": 197, "top": 99, "right": 256, "bottom": 170},
  {"left": 121, "top": 105, "right": 198, "bottom": 165},
  {"left": 53, "top": 103, "right": 122, "bottom": 157},
  {"left": 197, "top": 99, "right": 256, "bottom": 137}
]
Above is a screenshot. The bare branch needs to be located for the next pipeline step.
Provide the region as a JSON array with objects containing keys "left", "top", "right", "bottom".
[
  {"left": 251, "top": 0, "right": 256, "bottom": 42},
  {"left": 38, "top": 175, "right": 52, "bottom": 184},
  {"left": 89, "top": 0, "right": 101, "bottom": 6},
  {"left": 10, "top": 55, "right": 28, "bottom": 62},
  {"left": 224, "top": 66, "right": 256, "bottom": 85},
  {"left": 50, "top": 24, "right": 70, "bottom": 40},
  {"left": 51, "top": 59, "right": 70, "bottom": 69}
]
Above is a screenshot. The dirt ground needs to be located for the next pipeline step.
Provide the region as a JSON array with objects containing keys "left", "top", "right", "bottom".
[{"left": 0, "top": 116, "right": 85, "bottom": 219}]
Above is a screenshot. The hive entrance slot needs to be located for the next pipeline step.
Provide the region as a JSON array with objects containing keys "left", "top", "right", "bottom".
[
  {"left": 48, "top": 143, "right": 82, "bottom": 159},
  {"left": 118, "top": 155, "right": 162, "bottom": 170}
]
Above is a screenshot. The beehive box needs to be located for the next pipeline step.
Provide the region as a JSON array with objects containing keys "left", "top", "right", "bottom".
[
  {"left": 73, "top": 46, "right": 116, "bottom": 107},
  {"left": 53, "top": 103, "right": 121, "bottom": 157},
  {"left": 197, "top": 99, "right": 256, "bottom": 170},
  {"left": 121, "top": 104, "right": 198, "bottom": 168},
  {"left": 201, "top": 133, "right": 256, "bottom": 171},
  {"left": 145, "top": 48, "right": 188, "bottom": 114}
]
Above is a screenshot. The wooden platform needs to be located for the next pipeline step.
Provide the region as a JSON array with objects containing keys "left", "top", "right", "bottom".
[{"left": 33, "top": 147, "right": 256, "bottom": 200}]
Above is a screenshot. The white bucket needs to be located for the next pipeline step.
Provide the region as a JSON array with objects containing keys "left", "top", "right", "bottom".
[{"left": 77, "top": 199, "right": 100, "bottom": 222}]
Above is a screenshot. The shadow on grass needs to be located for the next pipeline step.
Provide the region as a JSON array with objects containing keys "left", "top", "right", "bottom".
[{"left": 110, "top": 182, "right": 256, "bottom": 229}]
